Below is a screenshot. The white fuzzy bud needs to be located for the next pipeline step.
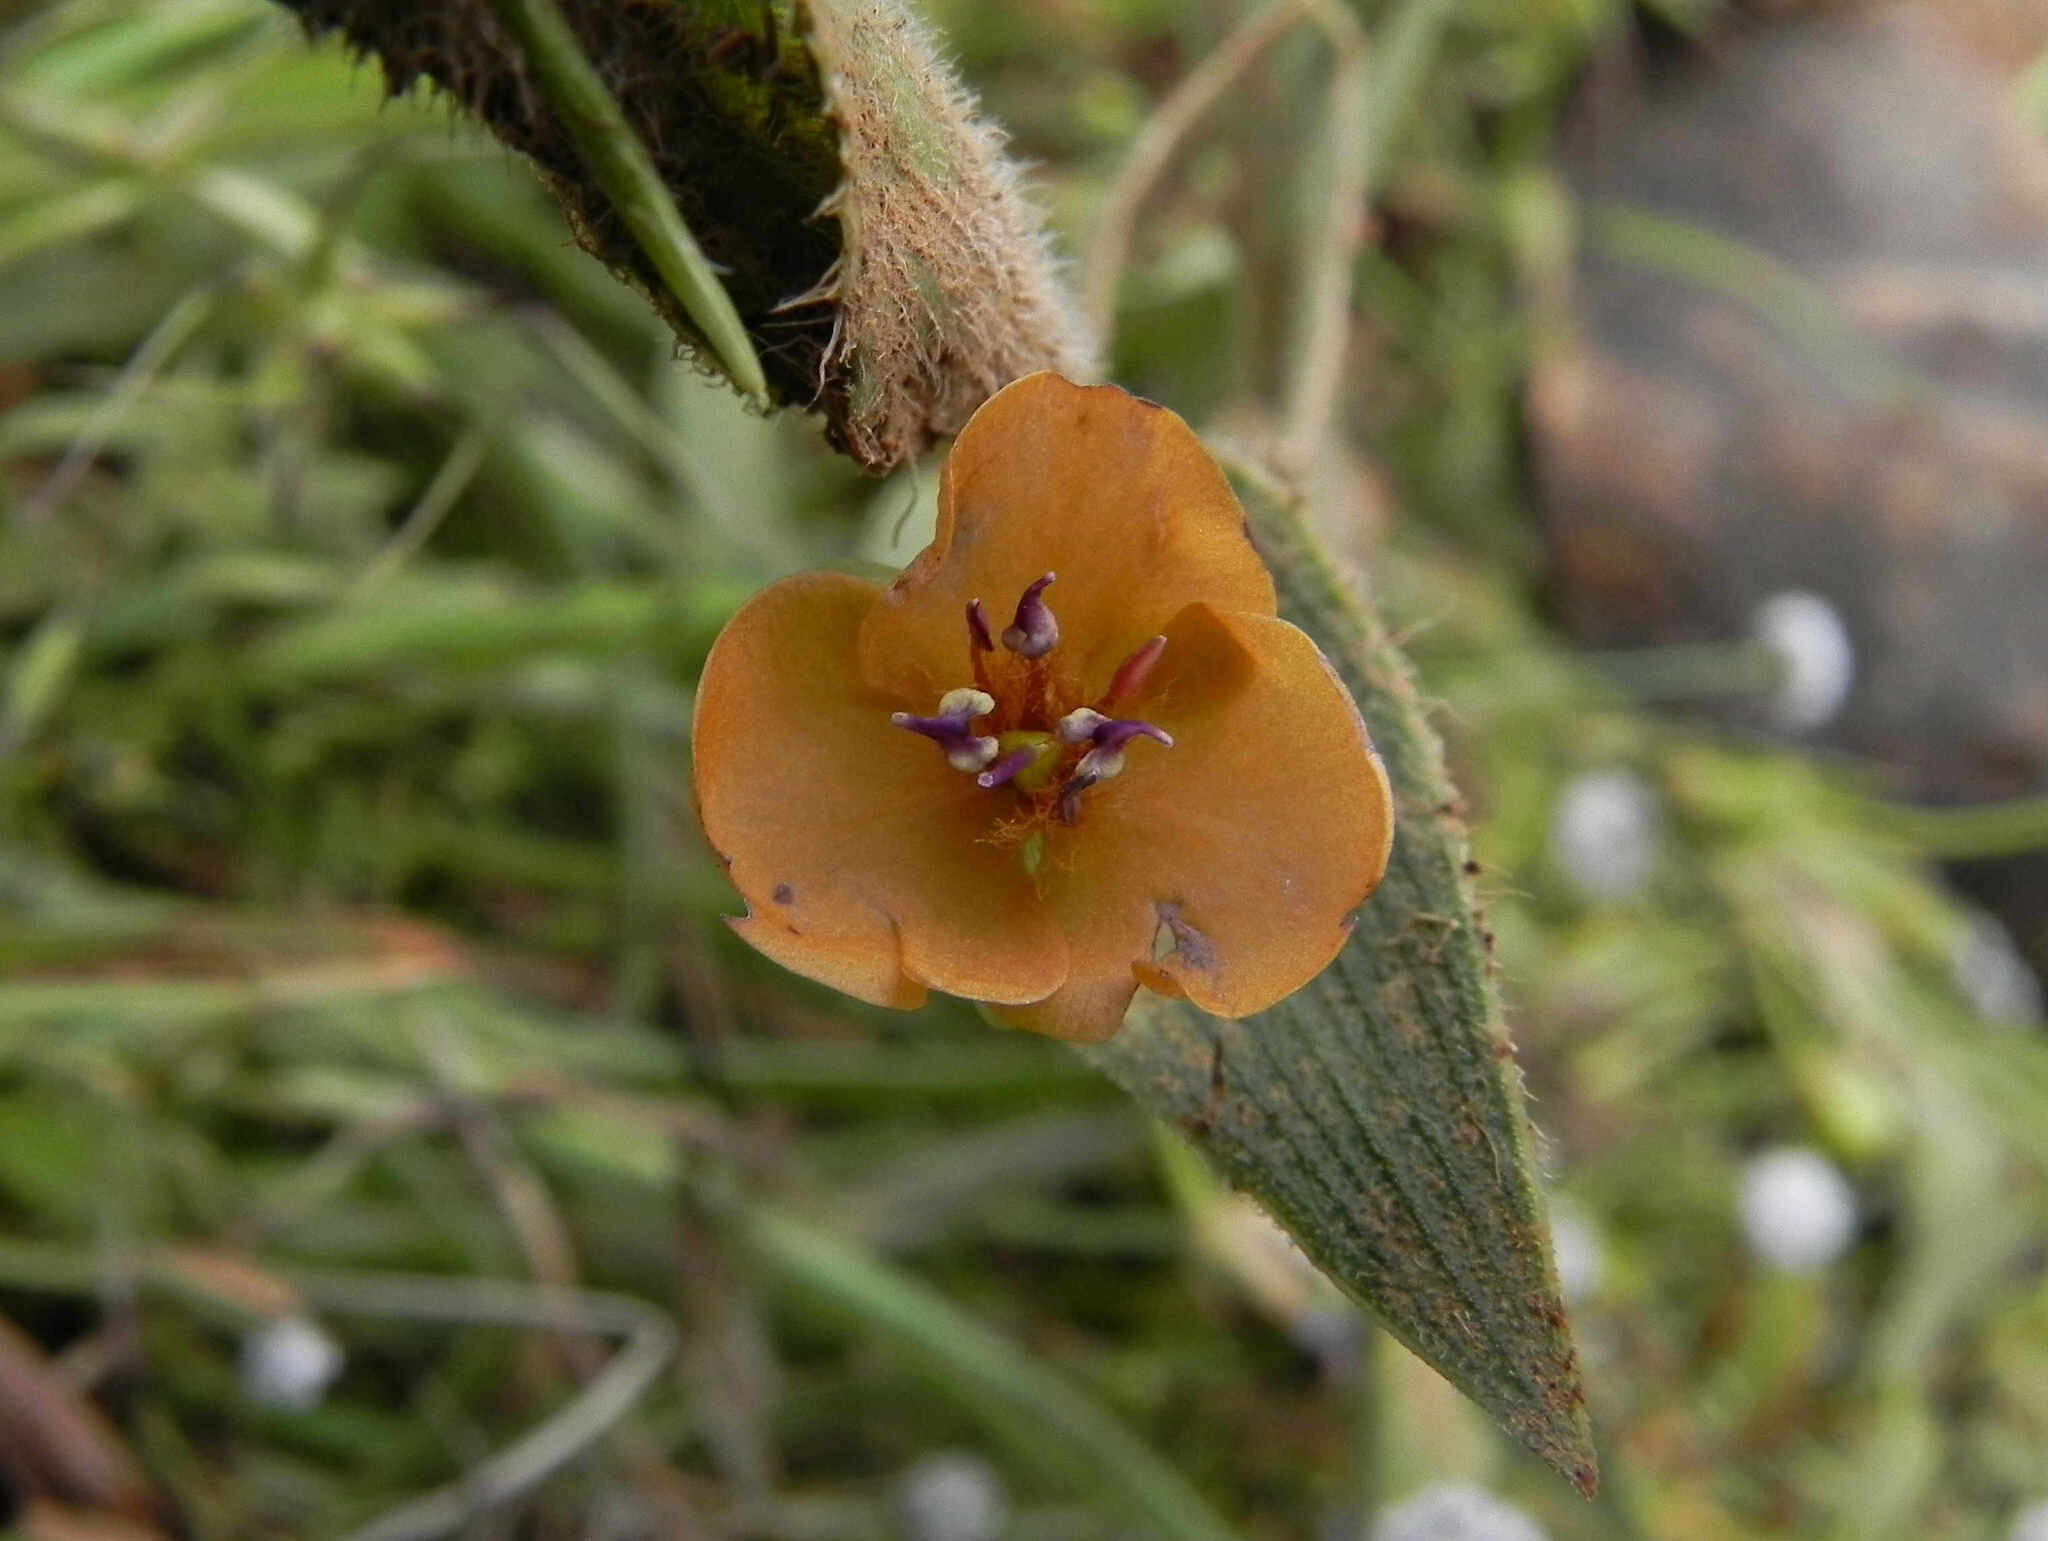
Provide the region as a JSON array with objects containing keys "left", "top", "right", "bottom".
[
  {"left": 1368, "top": 1483, "right": 1551, "bottom": 1541},
  {"left": 1738, "top": 1146, "right": 1858, "bottom": 1274},
  {"left": 1752, "top": 590, "right": 1855, "bottom": 730},
  {"left": 1289, "top": 1306, "right": 1364, "bottom": 1380},
  {"left": 240, "top": 1315, "right": 344, "bottom": 1412},
  {"left": 1548, "top": 1203, "right": 1606, "bottom": 1304},
  {"left": 2008, "top": 1499, "right": 2048, "bottom": 1541},
  {"left": 1549, "top": 768, "right": 1657, "bottom": 902},
  {"left": 1952, "top": 911, "right": 2044, "bottom": 1027},
  {"left": 897, "top": 1452, "right": 1006, "bottom": 1541}
]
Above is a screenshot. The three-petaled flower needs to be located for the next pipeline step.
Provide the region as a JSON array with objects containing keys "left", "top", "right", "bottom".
[{"left": 692, "top": 373, "right": 1394, "bottom": 1041}]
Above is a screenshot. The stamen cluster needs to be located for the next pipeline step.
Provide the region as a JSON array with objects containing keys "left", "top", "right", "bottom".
[{"left": 891, "top": 572, "right": 1173, "bottom": 831}]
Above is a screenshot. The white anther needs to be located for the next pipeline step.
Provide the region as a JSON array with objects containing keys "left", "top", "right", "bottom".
[
  {"left": 1058, "top": 707, "right": 1107, "bottom": 743},
  {"left": 938, "top": 688, "right": 995, "bottom": 720},
  {"left": 1076, "top": 745, "right": 1126, "bottom": 782},
  {"left": 947, "top": 736, "right": 1000, "bottom": 774}
]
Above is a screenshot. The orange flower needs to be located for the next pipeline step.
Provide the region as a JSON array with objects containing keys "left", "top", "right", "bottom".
[{"left": 692, "top": 373, "right": 1394, "bottom": 1041}]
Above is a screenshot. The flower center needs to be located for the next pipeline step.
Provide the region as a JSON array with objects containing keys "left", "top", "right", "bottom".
[{"left": 890, "top": 573, "right": 1173, "bottom": 843}]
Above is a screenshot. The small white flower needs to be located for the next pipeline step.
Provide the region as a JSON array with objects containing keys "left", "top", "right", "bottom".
[
  {"left": 1549, "top": 768, "right": 1657, "bottom": 902},
  {"left": 897, "top": 1451, "right": 1006, "bottom": 1541},
  {"left": 1738, "top": 1146, "right": 1858, "bottom": 1274},
  {"left": 1751, "top": 590, "right": 1855, "bottom": 730},
  {"left": 1548, "top": 1204, "right": 1606, "bottom": 1304},
  {"left": 1952, "top": 911, "right": 2044, "bottom": 1027},
  {"left": 2008, "top": 1498, "right": 2048, "bottom": 1541},
  {"left": 1368, "top": 1482, "right": 1551, "bottom": 1541},
  {"left": 239, "top": 1315, "right": 344, "bottom": 1412}
]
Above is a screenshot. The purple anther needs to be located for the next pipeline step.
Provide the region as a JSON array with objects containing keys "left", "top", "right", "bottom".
[
  {"left": 1000, "top": 573, "right": 1059, "bottom": 658},
  {"left": 976, "top": 745, "right": 1040, "bottom": 789},
  {"left": 1098, "top": 635, "right": 1167, "bottom": 708},
  {"left": 1057, "top": 708, "right": 1172, "bottom": 785},
  {"left": 1092, "top": 718, "right": 1174, "bottom": 755},
  {"left": 1058, "top": 707, "right": 1173, "bottom": 758},
  {"left": 891, "top": 688, "right": 998, "bottom": 774},
  {"left": 965, "top": 598, "right": 995, "bottom": 653}
]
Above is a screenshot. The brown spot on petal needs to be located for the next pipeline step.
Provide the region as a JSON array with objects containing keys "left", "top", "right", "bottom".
[
  {"left": 773, "top": 883, "right": 796, "bottom": 905},
  {"left": 1153, "top": 901, "right": 1217, "bottom": 975}
]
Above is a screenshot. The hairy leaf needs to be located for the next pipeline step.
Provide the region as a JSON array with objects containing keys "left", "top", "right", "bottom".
[{"left": 1081, "top": 467, "right": 1598, "bottom": 1494}]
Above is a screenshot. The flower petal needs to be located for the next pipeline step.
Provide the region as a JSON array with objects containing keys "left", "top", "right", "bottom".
[
  {"left": 693, "top": 572, "right": 1069, "bottom": 1008},
  {"left": 858, "top": 373, "right": 1277, "bottom": 702},
  {"left": 993, "top": 602, "right": 1393, "bottom": 1040}
]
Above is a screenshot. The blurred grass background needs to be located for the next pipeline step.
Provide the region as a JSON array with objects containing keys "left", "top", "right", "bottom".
[{"left": 2, "top": 1, "right": 2047, "bottom": 1539}]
